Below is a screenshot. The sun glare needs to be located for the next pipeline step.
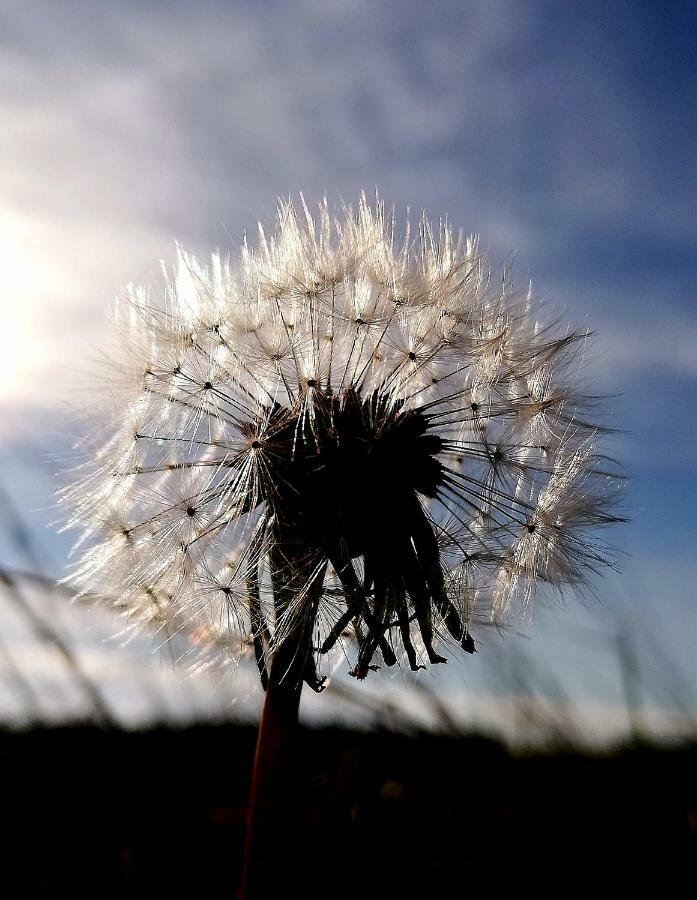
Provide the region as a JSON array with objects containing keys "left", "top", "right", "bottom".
[{"left": 0, "top": 218, "right": 42, "bottom": 401}]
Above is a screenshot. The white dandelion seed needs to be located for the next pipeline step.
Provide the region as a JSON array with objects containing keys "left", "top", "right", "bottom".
[{"left": 60, "top": 194, "right": 624, "bottom": 691}]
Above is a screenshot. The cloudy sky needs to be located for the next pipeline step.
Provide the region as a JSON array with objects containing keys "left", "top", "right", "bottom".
[{"left": 1, "top": 0, "right": 695, "bottom": 726}]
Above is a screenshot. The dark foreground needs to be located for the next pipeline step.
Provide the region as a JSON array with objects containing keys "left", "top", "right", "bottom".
[{"left": 1, "top": 724, "right": 695, "bottom": 897}]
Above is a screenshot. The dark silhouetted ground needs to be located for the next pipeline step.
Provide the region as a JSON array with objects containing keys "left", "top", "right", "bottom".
[{"left": 1, "top": 725, "right": 694, "bottom": 896}]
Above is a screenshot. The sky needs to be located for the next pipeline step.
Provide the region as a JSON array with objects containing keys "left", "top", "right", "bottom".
[{"left": 0, "top": 0, "right": 695, "bottom": 734}]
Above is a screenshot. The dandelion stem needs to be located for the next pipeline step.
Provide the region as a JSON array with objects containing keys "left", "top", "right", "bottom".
[{"left": 238, "top": 644, "right": 304, "bottom": 900}]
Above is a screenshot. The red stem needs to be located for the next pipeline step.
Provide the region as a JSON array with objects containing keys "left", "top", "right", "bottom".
[{"left": 238, "top": 652, "right": 303, "bottom": 900}]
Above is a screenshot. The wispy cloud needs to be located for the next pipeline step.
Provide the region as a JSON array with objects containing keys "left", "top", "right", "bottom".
[{"left": 3, "top": 0, "right": 695, "bottom": 426}]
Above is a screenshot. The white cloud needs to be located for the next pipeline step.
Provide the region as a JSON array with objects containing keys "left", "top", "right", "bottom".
[{"left": 0, "top": 1, "right": 533, "bottom": 426}]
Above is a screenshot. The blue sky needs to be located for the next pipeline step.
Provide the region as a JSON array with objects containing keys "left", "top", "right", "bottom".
[{"left": 1, "top": 0, "right": 695, "bottom": 729}]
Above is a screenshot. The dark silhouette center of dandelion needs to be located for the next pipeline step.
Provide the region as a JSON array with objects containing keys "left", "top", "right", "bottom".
[
  {"left": 248, "top": 388, "right": 468, "bottom": 679},
  {"left": 267, "top": 392, "right": 441, "bottom": 543}
]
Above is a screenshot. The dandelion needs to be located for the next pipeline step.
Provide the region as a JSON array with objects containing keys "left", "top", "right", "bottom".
[{"left": 60, "top": 194, "right": 623, "bottom": 897}]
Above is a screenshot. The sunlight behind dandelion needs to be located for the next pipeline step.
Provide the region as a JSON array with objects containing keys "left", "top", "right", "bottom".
[{"left": 0, "top": 215, "right": 45, "bottom": 400}]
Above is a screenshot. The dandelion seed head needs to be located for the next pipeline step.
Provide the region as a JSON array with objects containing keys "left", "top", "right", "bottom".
[{"left": 61, "top": 194, "right": 624, "bottom": 689}]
